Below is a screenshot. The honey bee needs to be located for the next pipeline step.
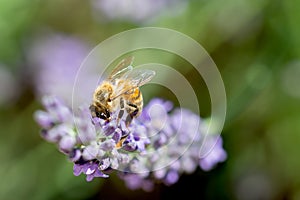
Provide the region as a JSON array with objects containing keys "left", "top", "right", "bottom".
[{"left": 89, "top": 56, "right": 155, "bottom": 126}]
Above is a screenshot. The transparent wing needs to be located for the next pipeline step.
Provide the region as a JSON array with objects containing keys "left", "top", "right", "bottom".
[
  {"left": 108, "top": 56, "right": 134, "bottom": 81},
  {"left": 111, "top": 69, "right": 156, "bottom": 100},
  {"left": 123, "top": 69, "right": 156, "bottom": 87}
]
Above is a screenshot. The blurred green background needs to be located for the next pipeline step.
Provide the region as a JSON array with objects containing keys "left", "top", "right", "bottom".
[{"left": 1, "top": 0, "right": 300, "bottom": 199}]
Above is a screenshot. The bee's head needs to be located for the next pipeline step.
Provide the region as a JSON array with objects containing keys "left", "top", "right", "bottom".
[{"left": 89, "top": 104, "right": 110, "bottom": 120}]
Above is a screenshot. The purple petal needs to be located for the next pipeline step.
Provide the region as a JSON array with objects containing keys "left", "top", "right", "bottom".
[
  {"left": 59, "top": 135, "right": 76, "bottom": 152},
  {"left": 69, "top": 149, "right": 81, "bottom": 162},
  {"left": 117, "top": 153, "right": 130, "bottom": 164},
  {"left": 144, "top": 98, "right": 173, "bottom": 113},
  {"left": 136, "top": 141, "right": 146, "bottom": 152},
  {"left": 76, "top": 119, "right": 96, "bottom": 144},
  {"left": 100, "top": 139, "right": 116, "bottom": 151},
  {"left": 93, "top": 169, "right": 109, "bottom": 178},
  {"left": 109, "top": 157, "right": 119, "bottom": 169},
  {"left": 85, "top": 164, "right": 97, "bottom": 175},
  {"left": 73, "top": 163, "right": 89, "bottom": 176},
  {"left": 199, "top": 138, "right": 227, "bottom": 171},
  {"left": 86, "top": 165, "right": 109, "bottom": 181},
  {"left": 153, "top": 168, "right": 167, "bottom": 179},
  {"left": 99, "top": 158, "right": 110, "bottom": 170},
  {"left": 122, "top": 137, "right": 137, "bottom": 151},
  {"left": 43, "top": 96, "right": 71, "bottom": 122},
  {"left": 165, "top": 170, "right": 179, "bottom": 185},
  {"left": 43, "top": 127, "right": 61, "bottom": 142},
  {"left": 199, "top": 148, "right": 227, "bottom": 171},
  {"left": 34, "top": 111, "right": 55, "bottom": 129},
  {"left": 82, "top": 144, "right": 99, "bottom": 160},
  {"left": 112, "top": 128, "right": 122, "bottom": 142},
  {"left": 103, "top": 124, "right": 116, "bottom": 136},
  {"left": 181, "top": 157, "right": 197, "bottom": 173},
  {"left": 91, "top": 117, "right": 101, "bottom": 125}
]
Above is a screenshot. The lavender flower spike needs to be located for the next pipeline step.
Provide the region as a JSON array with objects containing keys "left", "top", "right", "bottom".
[
  {"left": 34, "top": 95, "right": 150, "bottom": 181},
  {"left": 35, "top": 96, "right": 227, "bottom": 187}
]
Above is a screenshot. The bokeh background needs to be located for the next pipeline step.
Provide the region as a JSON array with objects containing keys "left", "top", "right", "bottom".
[{"left": 1, "top": 0, "right": 300, "bottom": 199}]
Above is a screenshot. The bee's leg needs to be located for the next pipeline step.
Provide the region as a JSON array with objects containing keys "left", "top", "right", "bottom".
[
  {"left": 117, "top": 97, "right": 125, "bottom": 125},
  {"left": 125, "top": 114, "right": 132, "bottom": 127},
  {"left": 125, "top": 103, "right": 139, "bottom": 126}
]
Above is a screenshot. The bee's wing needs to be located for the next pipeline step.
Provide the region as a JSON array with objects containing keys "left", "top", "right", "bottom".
[
  {"left": 108, "top": 56, "right": 134, "bottom": 81},
  {"left": 111, "top": 68, "right": 156, "bottom": 100},
  {"left": 123, "top": 69, "right": 156, "bottom": 87}
]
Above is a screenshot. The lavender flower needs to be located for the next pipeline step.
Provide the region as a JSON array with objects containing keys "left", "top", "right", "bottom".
[
  {"left": 34, "top": 95, "right": 150, "bottom": 181},
  {"left": 35, "top": 96, "right": 226, "bottom": 188}
]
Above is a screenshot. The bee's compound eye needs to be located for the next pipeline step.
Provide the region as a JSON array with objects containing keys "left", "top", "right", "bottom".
[{"left": 96, "top": 111, "right": 102, "bottom": 118}]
